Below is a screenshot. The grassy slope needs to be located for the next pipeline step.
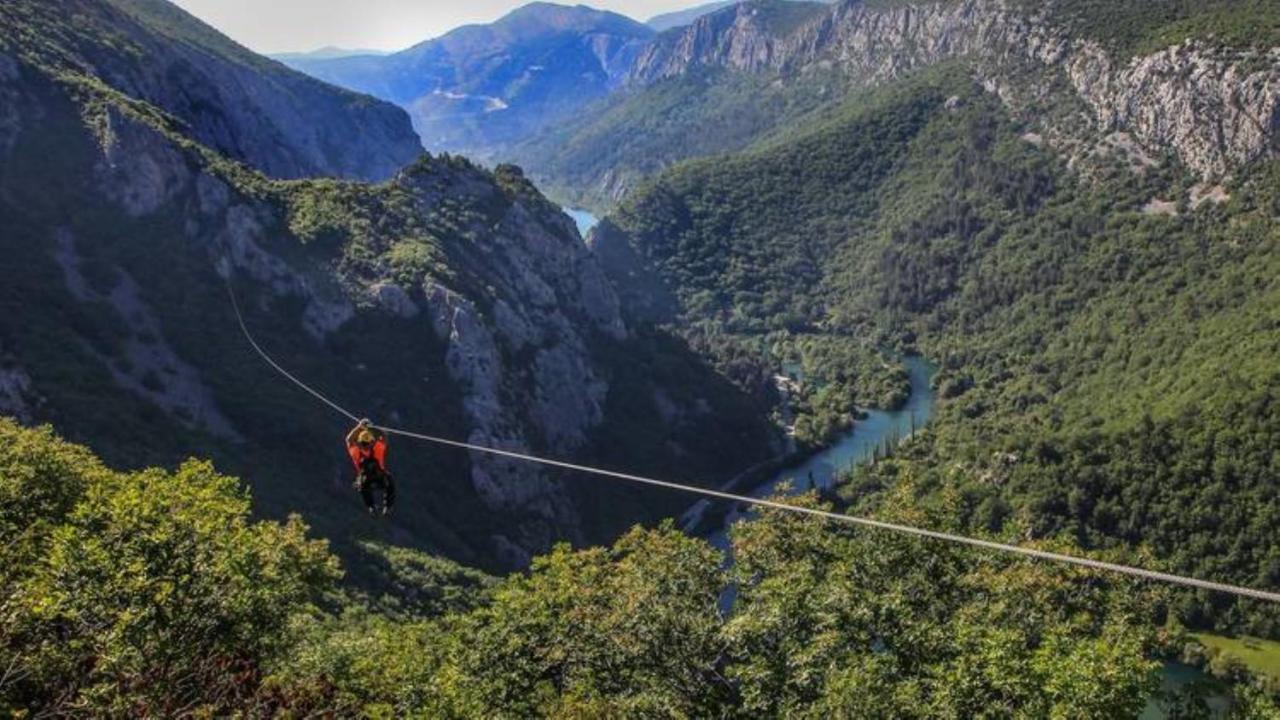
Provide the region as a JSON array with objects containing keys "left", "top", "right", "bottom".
[{"left": 1193, "top": 633, "right": 1280, "bottom": 681}]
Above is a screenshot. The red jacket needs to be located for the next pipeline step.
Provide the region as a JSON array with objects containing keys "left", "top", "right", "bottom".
[{"left": 348, "top": 437, "right": 388, "bottom": 473}]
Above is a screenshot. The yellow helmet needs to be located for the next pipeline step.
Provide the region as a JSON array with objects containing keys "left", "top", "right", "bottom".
[{"left": 357, "top": 429, "right": 376, "bottom": 445}]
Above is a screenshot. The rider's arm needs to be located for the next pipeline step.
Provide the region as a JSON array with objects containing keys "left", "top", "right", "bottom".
[{"left": 344, "top": 418, "right": 372, "bottom": 446}]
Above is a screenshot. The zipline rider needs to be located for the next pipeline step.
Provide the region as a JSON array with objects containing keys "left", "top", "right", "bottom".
[{"left": 345, "top": 419, "right": 395, "bottom": 517}]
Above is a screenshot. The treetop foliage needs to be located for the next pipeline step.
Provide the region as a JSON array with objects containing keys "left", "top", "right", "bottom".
[{"left": 12, "top": 418, "right": 1279, "bottom": 717}]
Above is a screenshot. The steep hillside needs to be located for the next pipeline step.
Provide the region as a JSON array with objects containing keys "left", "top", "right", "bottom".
[
  {"left": 598, "top": 63, "right": 1280, "bottom": 636},
  {"left": 515, "top": 0, "right": 1280, "bottom": 209},
  {"left": 0, "top": 0, "right": 423, "bottom": 181},
  {"left": 629, "top": 0, "right": 831, "bottom": 82},
  {"left": 282, "top": 3, "right": 655, "bottom": 158},
  {"left": 0, "top": 2, "right": 776, "bottom": 572}
]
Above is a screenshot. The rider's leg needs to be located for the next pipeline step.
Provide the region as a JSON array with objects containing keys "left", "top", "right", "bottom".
[
  {"left": 358, "top": 474, "right": 376, "bottom": 512},
  {"left": 382, "top": 472, "right": 396, "bottom": 512}
]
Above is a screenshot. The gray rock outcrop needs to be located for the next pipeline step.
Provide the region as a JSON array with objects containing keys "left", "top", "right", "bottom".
[
  {"left": 630, "top": 0, "right": 1280, "bottom": 179},
  {"left": 394, "top": 162, "right": 630, "bottom": 559},
  {"left": 16, "top": 0, "right": 422, "bottom": 181},
  {"left": 71, "top": 87, "right": 636, "bottom": 561}
]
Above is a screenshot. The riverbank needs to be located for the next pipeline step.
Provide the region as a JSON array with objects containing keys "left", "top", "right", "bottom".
[
  {"left": 682, "top": 356, "right": 938, "bottom": 548},
  {"left": 771, "top": 356, "right": 937, "bottom": 494}
]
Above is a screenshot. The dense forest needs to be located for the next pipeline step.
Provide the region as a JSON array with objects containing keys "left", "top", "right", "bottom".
[
  {"left": 4, "top": 0, "right": 1280, "bottom": 713},
  {"left": 1021, "top": 0, "right": 1280, "bottom": 57},
  {"left": 13, "top": 418, "right": 1280, "bottom": 717},
  {"left": 600, "top": 67, "right": 1280, "bottom": 641}
]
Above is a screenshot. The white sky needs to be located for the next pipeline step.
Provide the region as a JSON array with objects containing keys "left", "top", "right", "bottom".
[{"left": 169, "top": 0, "right": 698, "bottom": 54}]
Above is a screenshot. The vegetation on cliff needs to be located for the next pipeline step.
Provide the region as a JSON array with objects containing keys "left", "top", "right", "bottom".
[
  {"left": 601, "top": 68, "right": 1280, "bottom": 640},
  {"left": 0, "top": 0, "right": 783, "bottom": 576}
]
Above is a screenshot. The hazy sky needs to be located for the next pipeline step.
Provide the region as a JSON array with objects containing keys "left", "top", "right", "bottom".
[{"left": 169, "top": 0, "right": 697, "bottom": 54}]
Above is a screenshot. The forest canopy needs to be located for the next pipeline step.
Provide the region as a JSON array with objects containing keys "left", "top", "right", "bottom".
[{"left": 13, "top": 418, "right": 1274, "bottom": 716}]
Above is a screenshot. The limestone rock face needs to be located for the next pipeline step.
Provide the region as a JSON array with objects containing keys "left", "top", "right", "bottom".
[
  {"left": 21, "top": 93, "right": 633, "bottom": 562},
  {"left": 1058, "top": 42, "right": 1280, "bottom": 177},
  {"left": 23, "top": 0, "right": 422, "bottom": 181},
  {"left": 96, "top": 107, "right": 191, "bottom": 217},
  {"left": 371, "top": 282, "right": 420, "bottom": 319},
  {"left": 587, "top": 219, "right": 680, "bottom": 324},
  {"left": 630, "top": 2, "right": 798, "bottom": 81},
  {"left": 629, "top": 0, "right": 1280, "bottom": 179},
  {"left": 52, "top": 228, "right": 240, "bottom": 439},
  {"left": 0, "top": 53, "right": 23, "bottom": 159},
  {"left": 398, "top": 162, "right": 630, "bottom": 558}
]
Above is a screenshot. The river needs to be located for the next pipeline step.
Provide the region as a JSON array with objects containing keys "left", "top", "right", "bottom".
[
  {"left": 692, "top": 355, "right": 937, "bottom": 551},
  {"left": 688, "top": 355, "right": 1222, "bottom": 716},
  {"left": 1143, "top": 663, "right": 1231, "bottom": 718},
  {"left": 764, "top": 356, "right": 937, "bottom": 494},
  {"left": 564, "top": 207, "right": 598, "bottom": 237}
]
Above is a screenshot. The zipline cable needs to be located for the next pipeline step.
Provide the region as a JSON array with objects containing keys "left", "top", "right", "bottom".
[
  {"left": 226, "top": 281, "right": 360, "bottom": 424},
  {"left": 225, "top": 277, "right": 1280, "bottom": 604}
]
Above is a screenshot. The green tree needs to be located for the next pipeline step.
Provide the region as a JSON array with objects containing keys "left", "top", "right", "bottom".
[
  {"left": 438, "top": 524, "right": 730, "bottom": 717},
  {"left": 1, "top": 420, "right": 340, "bottom": 716}
]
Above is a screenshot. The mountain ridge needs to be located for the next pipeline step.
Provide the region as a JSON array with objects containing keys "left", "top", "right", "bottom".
[
  {"left": 646, "top": 0, "right": 839, "bottom": 32},
  {"left": 282, "top": 3, "right": 655, "bottom": 156},
  {"left": 648, "top": 1, "right": 737, "bottom": 31},
  {"left": 0, "top": 0, "right": 777, "bottom": 570},
  {"left": 0, "top": 0, "right": 425, "bottom": 181},
  {"left": 511, "top": 0, "right": 1280, "bottom": 208}
]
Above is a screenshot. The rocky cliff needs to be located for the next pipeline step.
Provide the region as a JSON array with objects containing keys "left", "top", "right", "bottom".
[
  {"left": 0, "top": 4, "right": 774, "bottom": 569},
  {"left": 0, "top": 0, "right": 422, "bottom": 181},
  {"left": 630, "top": 0, "right": 829, "bottom": 81},
  {"left": 628, "top": 0, "right": 1280, "bottom": 180}
]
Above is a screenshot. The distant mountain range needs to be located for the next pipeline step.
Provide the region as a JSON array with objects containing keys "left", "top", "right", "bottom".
[
  {"left": 280, "top": 3, "right": 655, "bottom": 158},
  {"left": 269, "top": 46, "right": 391, "bottom": 62},
  {"left": 279, "top": 0, "right": 845, "bottom": 162}
]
